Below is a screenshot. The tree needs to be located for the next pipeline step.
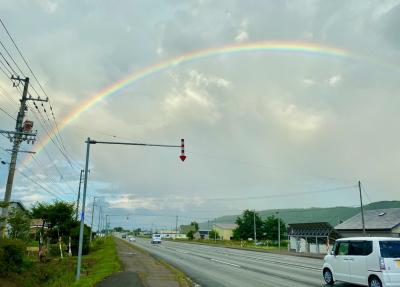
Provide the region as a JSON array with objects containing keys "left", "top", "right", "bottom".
[
  {"left": 208, "top": 229, "right": 220, "bottom": 240},
  {"left": 263, "top": 215, "right": 286, "bottom": 241},
  {"left": 186, "top": 230, "right": 194, "bottom": 240},
  {"left": 31, "top": 201, "right": 76, "bottom": 242},
  {"left": 233, "top": 210, "right": 264, "bottom": 240},
  {"left": 113, "top": 227, "right": 124, "bottom": 232},
  {"left": 8, "top": 207, "right": 30, "bottom": 240},
  {"left": 190, "top": 221, "right": 199, "bottom": 232},
  {"left": 31, "top": 201, "right": 79, "bottom": 258}
]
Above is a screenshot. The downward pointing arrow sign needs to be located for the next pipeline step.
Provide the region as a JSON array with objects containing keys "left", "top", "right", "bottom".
[{"left": 180, "top": 155, "right": 186, "bottom": 162}]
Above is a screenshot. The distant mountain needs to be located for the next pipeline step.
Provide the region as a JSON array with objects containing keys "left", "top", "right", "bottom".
[{"left": 199, "top": 201, "right": 400, "bottom": 230}]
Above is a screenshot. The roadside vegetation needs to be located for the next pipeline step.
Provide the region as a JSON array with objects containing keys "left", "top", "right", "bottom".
[{"left": 0, "top": 200, "right": 120, "bottom": 287}]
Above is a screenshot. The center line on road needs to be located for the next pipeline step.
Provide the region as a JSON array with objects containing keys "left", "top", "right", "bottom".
[{"left": 210, "top": 258, "right": 241, "bottom": 268}]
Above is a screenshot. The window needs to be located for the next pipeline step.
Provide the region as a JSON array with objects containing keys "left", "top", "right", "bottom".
[
  {"left": 336, "top": 242, "right": 349, "bottom": 256},
  {"left": 380, "top": 241, "right": 400, "bottom": 258},
  {"left": 349, "top": 241, "right": 372, "bottom": 256}
]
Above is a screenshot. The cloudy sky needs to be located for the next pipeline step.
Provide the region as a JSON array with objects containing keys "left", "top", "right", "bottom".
[{"left": 0, "top": 0, "right": 400, "bottom": 230}]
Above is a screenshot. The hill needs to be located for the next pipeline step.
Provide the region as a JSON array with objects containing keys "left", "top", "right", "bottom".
[{"left": 199, "top": 201, "right": 400, "bottom": 229}]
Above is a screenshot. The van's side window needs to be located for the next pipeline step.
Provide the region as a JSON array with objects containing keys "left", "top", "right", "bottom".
[
  {"left": 337, "top": 242, "right": 349, "bottom": 256},
  {"left": 348, "top": 241, "right": 373, "bottom": 256},
  {"left": 364, "top": 241, "right": 373, "bottom": 255}
]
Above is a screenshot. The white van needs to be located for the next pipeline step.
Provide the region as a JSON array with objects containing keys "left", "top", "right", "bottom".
[
  {"left": 323, "top": 237, "right": 400, "bottom": 287},
  {"left": 151, "top": 234, "right": 162, "bottom": 244}
]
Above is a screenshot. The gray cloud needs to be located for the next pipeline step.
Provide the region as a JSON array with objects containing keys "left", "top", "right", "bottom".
[{"left": 1, "top": 0, "right": 400, "bottom": 229}]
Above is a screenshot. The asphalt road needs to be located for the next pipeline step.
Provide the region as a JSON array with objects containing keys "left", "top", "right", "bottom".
[{"left": 126, "top": 238, "right": 356, "bottom": 287}]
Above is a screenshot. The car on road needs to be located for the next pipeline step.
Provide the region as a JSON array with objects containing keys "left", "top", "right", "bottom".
[
  {"left": 121, "top": 234, "right": 127, "bottom": 239},
  {"left": 128, "top": 236, "right": 136, "bottom": 242},
  {"left": 151, "top": 234, "right": 162, "bottom": 244},
  {"left": 323, "top": 237, "right": 400, "bottom": 287}
]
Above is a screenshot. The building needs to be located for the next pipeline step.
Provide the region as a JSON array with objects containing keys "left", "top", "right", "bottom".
[
  {"left": 194, "top": 230, "right": 210, "bottom": 240},
  {"left": 159, "top": 230, "right": 187, "bottom": 239},
  {"left": 335, "top": 208, "right": 400, "bottom": 238},
  {"left": 30, "top": 219, "right": 48, "bottom": 234},
  {"left": 0, "top": 200, "right": 27, "bottom": 215},
  {"left": 288, "top": 222, "right": 340, "bottom": 254},
  {"left": 213, "top": 223, "right": 238, "bottom": 240}
]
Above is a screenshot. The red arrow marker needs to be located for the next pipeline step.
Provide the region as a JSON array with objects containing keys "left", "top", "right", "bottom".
[{"left": 180, "top": 139, "right": 186, "bottom": 162}]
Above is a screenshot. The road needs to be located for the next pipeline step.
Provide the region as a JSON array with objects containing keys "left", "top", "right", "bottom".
[{"left": 126, "top": 238, "right": 355, "bottom": 287}]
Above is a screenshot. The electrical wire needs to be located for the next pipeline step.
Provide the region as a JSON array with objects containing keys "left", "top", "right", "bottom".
[{"left": 0, "top": 104, "right": 16, "bottom": 120}]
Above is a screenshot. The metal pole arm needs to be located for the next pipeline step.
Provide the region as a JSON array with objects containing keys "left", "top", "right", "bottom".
[{"left": 87, "top": 140, "right": 180, "bottom": 148}]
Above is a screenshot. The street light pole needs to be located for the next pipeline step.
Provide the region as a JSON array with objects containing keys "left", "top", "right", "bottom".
[
  {"left": 76, "top": 137, "right": 91, "bottom": 280},
  {"left": 75, "top": 138, "right": 185, "bottom": 281}
]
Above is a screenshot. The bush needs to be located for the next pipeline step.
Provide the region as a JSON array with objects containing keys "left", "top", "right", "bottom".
[
  {"left": 0, "top": 238, "right": 26, "bottom": 275},
  {"left": 70, "top": 224, "right": 90, "bottom": 255}
]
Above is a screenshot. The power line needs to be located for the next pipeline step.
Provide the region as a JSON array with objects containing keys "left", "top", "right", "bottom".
[
  {"left": 0, "top": 105, "right": 16, "bottom": 120},
  {"left": 0, "top": 17, "right": 78, "bottom": 172},
  {"left": 17, "top": 169, "right": 63, "bottom": 200}
]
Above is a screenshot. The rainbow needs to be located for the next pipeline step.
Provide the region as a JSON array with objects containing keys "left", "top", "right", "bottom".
[{"left": 23, "top": 40, "right": 352, "bottom": 167}]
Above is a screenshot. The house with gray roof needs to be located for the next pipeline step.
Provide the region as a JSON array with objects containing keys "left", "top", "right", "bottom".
[{"left": 335, "top": 208, "right": 400, "bottom": 238}]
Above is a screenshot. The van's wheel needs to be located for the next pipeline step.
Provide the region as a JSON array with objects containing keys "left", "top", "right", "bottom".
[
  {"left": 323, "top": 269, "right": 334, "bottom": 285},
  {"left": 369, "top": 276, "right": 382, "bottom": 287}
]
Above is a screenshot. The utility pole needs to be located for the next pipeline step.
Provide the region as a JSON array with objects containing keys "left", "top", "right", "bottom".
[
  {"left": 358, "top": 180, "right": 366, "bottom": 236},
  {"left": 214, "top": 218, "right": 217, "bottom": 243},
  {"left": 253, "top": 210, "right": 257, "bottom": 246},
  {"left": 105, "top": 215, "right": 109, "bottom": 235},
  {"left": 97, "top": 206, "right": 101, "bottom": 234},
  {"left": 89, "top": 196, "right": 99, "bottom": 243},
  {"left": 0, "top": 76, "right": 47, "bottom": 236},
  {"left": 277, "top": 210, "right": 281, "bottom": 250},
  {"left": 175, "top": 215, "right": 178, "bottom": 239},
  {"left": 75, "top": 170, "right": 84, "bottom": 221}
]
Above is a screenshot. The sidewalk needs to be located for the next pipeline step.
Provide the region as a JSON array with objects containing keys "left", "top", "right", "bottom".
[{"left": 95, "top": 238, "right": 187, "bottom": 287}]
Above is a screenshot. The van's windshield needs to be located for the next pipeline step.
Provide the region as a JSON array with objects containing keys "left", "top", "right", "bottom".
[{"left": 379, "top": 241, "right": 400, "bottom": 258}]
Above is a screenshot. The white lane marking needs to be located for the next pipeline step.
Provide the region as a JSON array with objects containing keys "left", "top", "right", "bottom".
[{"left": 210, "top": 258, "right": 241, "bottom": 268}]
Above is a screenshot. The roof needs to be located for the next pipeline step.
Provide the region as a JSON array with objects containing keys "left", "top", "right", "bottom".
[
  {"left": 335, "top": 208, "right": 400, "bottom": 230},
  {"left": 0, "top": 200, "right": 27, "bottom": 212},
  {"left": 30, "top": 219, "right": 48, "bottom": 228},
  {"left": 337, "top": 237, "right": 400, "bottom": 241},
  {"left": 214, "top": 223, "right": 238, "bottom": 230},
  {"left": 288, "top": 222, "right": 340, "bottom": 238},
  {"left": 180, "top": 224, "right": 196, "bottom": 233}
]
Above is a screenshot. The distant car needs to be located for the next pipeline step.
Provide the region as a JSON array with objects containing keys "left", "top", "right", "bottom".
[
  {"left": 323, "top": 237, "right": 400, "bottom": 287},
  {"left": 151, "top": 234, "right": 162, "bottom": 244},
  {"left": 128, "top": 236, "right": 136, "bottom": 242},
  {"left": 121, "top": 234, "right": 127, "bottom": 239}
]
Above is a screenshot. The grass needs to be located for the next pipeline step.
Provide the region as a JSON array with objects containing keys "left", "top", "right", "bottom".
[
  {"left": 1, "top": 237, "right": 120, "bottom": 287},
  {"left": 68, "top": 237, "right": 121, "bottom": 287},
  {"left": 169, "top": 238, "right": 287, "bottom": 251}
]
